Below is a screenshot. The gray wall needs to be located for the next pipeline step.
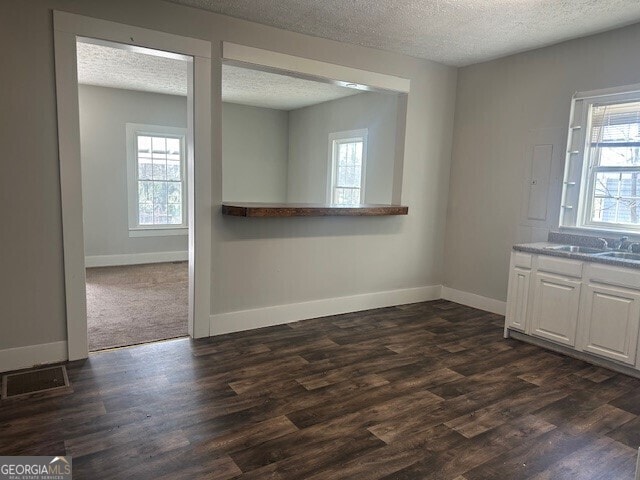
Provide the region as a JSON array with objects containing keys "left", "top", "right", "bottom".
[
  {"left": 222, "top": 102, "right": 289, "bottom": 202},
  {"left": 79, "top": 85, "right": 188, "bottom": 257},
  {"left": 287, "top": 92, "right": 399, "bottom": 204},
  {"left": 444, "top": 22, "right": 640, "bottom": 303},
  {"left": 0, "top": 0, "right": 456, "bottom": 350}
]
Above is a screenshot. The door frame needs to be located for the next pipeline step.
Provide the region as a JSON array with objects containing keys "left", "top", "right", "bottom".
[{"left": 53, "top": 11, "right": 212, "bottom": 360}]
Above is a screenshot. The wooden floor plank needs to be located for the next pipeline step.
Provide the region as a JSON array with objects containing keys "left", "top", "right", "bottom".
[{"left": 1, "top": 300, "right": 639, "bottom": 479}]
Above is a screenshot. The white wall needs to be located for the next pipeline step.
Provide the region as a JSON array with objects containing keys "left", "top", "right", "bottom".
[
  {"left": 444, "top": 22, "right": 640, "bottom": 303},
  {"left": 287, "top": 92, "right": 399, "bottom": 204},
  {"left": 222, "top": 102, "right": 289, "bottom": 202},
  {"left": 0, "top": 0, "right": 456, "bottom": 350},
  {"left": 79, "top": 85, "right": 188, "bottom": 258}
]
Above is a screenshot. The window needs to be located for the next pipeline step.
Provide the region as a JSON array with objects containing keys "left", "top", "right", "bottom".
[
  {"left": 126, "top": 124, "right": 187, "bottom": 236},
  {"left": 328, "top": 129, "right": 367, "bottom": 205},
  {"left": 560, "top": 86, "right": 640, "bottom": 233}
]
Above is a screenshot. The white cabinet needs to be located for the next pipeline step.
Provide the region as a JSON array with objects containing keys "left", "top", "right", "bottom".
[
  {"left": 505, "top": 267, "right": 530, "bottom": 332},
  {"left": 530, "top": 272, "right": 581, "bottom": 347},
  {"left": 505, "top": 249, "right": 640, "bottom": 373},
  {"left": 580, "top": 283, "right": 640, "bottom": 365}
]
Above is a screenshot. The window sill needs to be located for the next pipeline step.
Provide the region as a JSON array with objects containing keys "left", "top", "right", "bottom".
[
  {"left": 129, "top": 228, "right": 188, "bottom": 238},
  {"left": 559, "top": 225, "right": 640, "bottom": 241}
]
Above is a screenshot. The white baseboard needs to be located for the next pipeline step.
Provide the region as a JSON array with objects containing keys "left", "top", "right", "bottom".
[
  {"left": 0, "top": 341, "right": 68, "bottom": 374},
  {"left": 2, "top": 286, "right": 504, "bottom": 370},
  {"left": 210, "top": 285, "right": 442, "bottom": 335},
  {"left": 441, "top": 286, "right": 506, "bottom": 315},
  {"left": 85, "top": 251, "right": 188, "bottom": 268}
]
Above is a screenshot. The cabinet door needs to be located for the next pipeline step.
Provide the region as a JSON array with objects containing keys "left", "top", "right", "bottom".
[
  {"left": 580, "top": 284, "right": 640, "bottom": 365},
  {"left": 531, "top": 272, "right": 581, "bottom": 346},
  {"left": 506, "top": 267, "right": 531, "bottom": 332}
]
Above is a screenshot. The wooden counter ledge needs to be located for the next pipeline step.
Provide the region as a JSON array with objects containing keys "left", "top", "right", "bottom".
[{"left": 221, "top": 202, "right": 409, "bottom": 217}]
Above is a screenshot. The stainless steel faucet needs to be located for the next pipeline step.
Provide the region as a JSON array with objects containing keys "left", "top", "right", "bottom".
[
  {"left": 617, "top": 236, "right": 630, "bottom": 250},
  {"left": 596, "top": 236, "right": 636, "bottom": 251}
]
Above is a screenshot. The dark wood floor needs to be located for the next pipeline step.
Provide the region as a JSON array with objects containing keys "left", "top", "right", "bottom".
[{"left": 2, "top": 300, "right": 640, "bottom": 479}]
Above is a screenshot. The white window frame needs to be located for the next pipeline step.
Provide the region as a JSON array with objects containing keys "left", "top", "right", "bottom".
[
  {"left": 560, "top": 83, "right": 640, "bottom": 235},
  {"left": 327, "top": 129, "right": 368, "bottom": 205},
  {"left": 126, "top": 123, "right": 188, "bottom": 237}
]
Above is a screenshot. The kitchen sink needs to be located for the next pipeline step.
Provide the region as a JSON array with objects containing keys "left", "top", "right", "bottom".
[
  {"left": 542, "top": 244, "right": 640, "bottom": 261},
  {"left": 594, "top": 251, "right": 640, "bottom": 261},
  {"left": 544, "top": 245, "right": 606, "bottom": 254}
]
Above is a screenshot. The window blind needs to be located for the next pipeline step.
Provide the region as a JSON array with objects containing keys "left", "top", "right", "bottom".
[{"left": 590, "top": 101, "right": 640, "bottom": 147}]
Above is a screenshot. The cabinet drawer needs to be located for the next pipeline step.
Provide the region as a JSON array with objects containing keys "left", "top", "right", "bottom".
[
  {"left": 587, "top": 263, "right": 640, "bottom": 291},
  {"left": 537, "top": 255, "right": 583, "bottom": 278},
  {"left": 512, "top": 252, "right": 533, "bottom": 269}
]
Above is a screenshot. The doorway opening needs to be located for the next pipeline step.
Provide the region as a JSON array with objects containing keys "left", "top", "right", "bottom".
[
  {"left": 76, "top": 38, "right": 191, "bottom": 351},
  {"left": 54, "top": 11, "right": 212, "bottom": 361}
]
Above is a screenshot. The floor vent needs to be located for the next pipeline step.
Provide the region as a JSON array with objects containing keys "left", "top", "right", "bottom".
[{"left": 1, "top": 365, "right": 70, "bottom": 399}]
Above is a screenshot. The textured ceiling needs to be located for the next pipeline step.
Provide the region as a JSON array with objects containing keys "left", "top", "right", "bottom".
[
  {"left": 77, "top": 42, "right": 188, "bottom": 96},
  {"left": 167, "top": 0, "right": 640, "bottom": 66},
  {"left": 77, "top": 42, "right": 357, "bottom": 109},
  {"left": 222, "top": 65, "right": 357, "bottom": 110}
]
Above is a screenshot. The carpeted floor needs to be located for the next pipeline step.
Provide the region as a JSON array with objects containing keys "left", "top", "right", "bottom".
[{"left": 85, "top": 262, "right": 188, "bottom": 351}]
